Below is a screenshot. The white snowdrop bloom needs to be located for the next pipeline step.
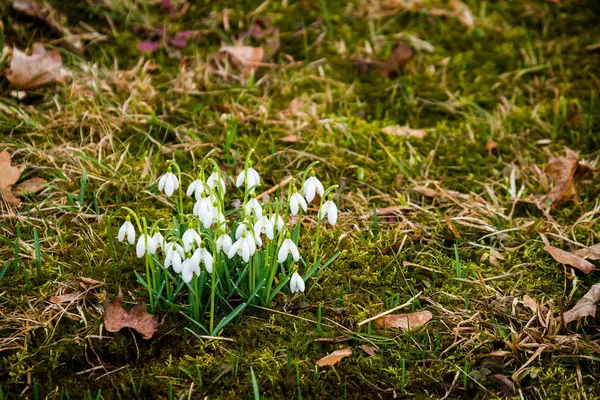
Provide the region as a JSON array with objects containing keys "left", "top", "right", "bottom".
[
  {"left": 117, "top": 218, "right": 136, "bottom": 245},
  {"left": 187, "top": 177, "right": 207, "bottom": 200},
  {"left": 290, "top": 272, "right": 305, "bottom": 294},
  {"left": 254, "top": 214, "right": 274, "bottom": 240},
  {"left": 269, "top": 214, "right": 285, "bottom": 232},
  {"left": 152, "top": 232, "right": 165, "bottom": 251},
  {"left": 158, "top": 169, "right": 179, "bottom": 197},
  {"left": 136, "top": 234, "right": 157, "bottom": 258},
  {"left": 278, "top": 238, "right": 300, "bottom": 263},
  {"left": 207, "top": 171, "right": 226, "bottom": 194},
  {"left": 245, "top": 196, "right": 262, "bottom": 218},
  {"left": 201, "top": 203, "right": 224, "bottom": 229},
  {"left": 303, "top": 174, "right": 324, "bottom": 203},
  {"left": 319, "top": 198, "right": 338, "bottom": 226},
  {"left": 289, "top": 191, "right": 307, "bottom": 216},
  {"left": 235, "top": 167, "right": 260, "bottom": 192},
  {"left": 198, "top": 247, "right": 214, "bottom": 274},
  {"left": 216, "top": 234, "right": 233, "bottom": 254},
  {"left": 182, "top": 228, "right": 202, "bottom": 252},
  {"left": 164, "top": 242, "right": 185, "bottom": 272},
  {"left": 193, "top": 196, "right": 212, "bottom": 219},
  {"left": 181, "top": 249, "right": 201, "bottom": 283},
  {"left": 227, "top": 234, "right": 251, "bottom": 262},
  {"left": 235, "top": 221, "right": 252, "bottom": 240}
]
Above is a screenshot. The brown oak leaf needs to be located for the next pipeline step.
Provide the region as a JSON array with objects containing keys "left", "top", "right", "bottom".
[
  {"left": 563, "top": 284, "right": 600, "bottom": 325},
  {"left": 544, "top": 245, "right": 595, "bottom": 274},
  {"left": 103, "top": 289, "right": 158, "bottom": 339},
  {"left": 316, "top": 348, "right": 352, "bottom": 367},
  {"left": 375, "top": 310, "right": 432, "bottom": 330},
  {"left": 544, "top": 148, "right": 594, "bottom": 207},
  {"left": 6, "top": 43, "right": 69, "bottom": 89}
]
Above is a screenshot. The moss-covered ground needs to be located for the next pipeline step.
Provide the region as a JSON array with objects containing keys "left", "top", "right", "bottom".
[{"left": 1, "top": 0, "right": 600, "bottom": 398}]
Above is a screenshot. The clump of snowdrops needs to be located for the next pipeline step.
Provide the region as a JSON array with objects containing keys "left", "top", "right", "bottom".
[{"left": 116, "top": 151, "right": 340, "bottom": 335}]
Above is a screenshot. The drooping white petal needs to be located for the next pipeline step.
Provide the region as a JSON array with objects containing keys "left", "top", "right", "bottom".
[
  {"left": 278, "top": 239, "right": 291, "bottom": 263},
  {"left": 164, "top": 175, "right": 176, "bottom": 197},
  {"left": 216, "top": 234, "right": 233, "bottom": 254},
  {"left": 270, "top": 214, "right": 284, "bottom": 232},
  {"left": 249, "top": 168, "right": 260, "bottom": 187},
  {"left": 126, "top": 222, "right": 136, "bottom": 245},
  {"left": 290, "top": 193, "right": 307, "bottom": 216},
  {"left": 207, "top": 172, "right": 225, "bottom": 193},
  {"left": 235, "top": 171, "right": 245, "bottom": 187},
  {"left": 245, "top": 198, "right": 262, "bottom": 218},
  {"left": 181, "top": 259, "right": 194, "bottom": 283},
  {"left": 240, "top": 241, "right": 250, "bottom": 262},
  {"left": 227, "top": 241, "right": 240, "bottom": 260},
  {"left": 158, "top": 173, "right": 168, "bottom": 192},
  {"left": 327, "top": 201, "right": 338, "bottom": 226},
  {"left": 290, "top": 241, "right": 300, "bottom": 261},
  {"left": 290, "top": 272, "right": 305, "bottom": 294},
  {"left": 136, "top": 234, "right": 154, "bottom": 258},
  {"left": 182, "top": 229, "right": 201, "bottom": 252},
  {"left": 200, "top": 248, "right": 214, "bottom": 273},
  {"left": 172, "top": 252, "right": 183, "bottom": 273},
  {"left": 303, "top": 179, "right": 316, "bottom": 203},
  {"left": 186, "top": 180, "right": 199, "bottom": 197},
  {"left": 118, "top": 223, "right": 127, "bottom": 242},
  {"left": 152, "top": 232, "right": 165, "bottom": 251}
]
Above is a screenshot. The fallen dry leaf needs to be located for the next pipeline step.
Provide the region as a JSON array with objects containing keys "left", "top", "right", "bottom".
[
  {"left": 563, "top": 284, "right": 600, "bottom": 325},
  {"left": 79, "top": 276, "right": 103, "bottom": 288},
  {"left": 375, "top": 310, "right": 432, "bottom": 330},
  {"left": 544, "top": 148, "right": 594, "bottom": 207},
  {"left": 314, "top": 336, "right": 349, "bottom": 344},
  {"left": 0, "top": 151, "right": 22, "bottom": 190},
  {"left": 50, "top": 292, "right": 85, "bottom": 304},
  {"left": 522, "top": 294, "right": 538, "bottom": 313},
  {"left": 220, "top": 45, "right": 265, "bottom": 74},
  {"left": 103, "top": 289, "right": 158, "bottom": 339},
  {"left": 414, "top": 185, "right": 438, "bottom": 197},
  {"left": 6, "top": 43, "right": 69, "bottom": 89},
  {"left": 360, "top": 345, "right": 378, "bottom": 356},
  {"left": 13, "top": 177, "right": 47, "bottom": 195},
  {"left": 382, "top": 41, "right": 414, "bottom": 78},
  {"left": 280, "top": 135, "right": 301, "bottom": 143},
  {"left": 544, "top": 245, "right": 595, "bottom": 274},
  {"left": 316, "top": 348, "right": 352, "bottom": 367},
  {"left": 573, "top": 244, "right": 600, "bottom": 261},
  {"left": 382, "top": 125, "right": 426, "bottom": 138}
]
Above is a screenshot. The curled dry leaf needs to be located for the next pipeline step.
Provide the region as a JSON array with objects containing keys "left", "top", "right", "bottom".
[
  {"left": 6, "top": 43, "right": 69, "bottom": 89},
  {"left": 0, "top": 151, "right": 21, "bottom": 190},
  {"left": 563, "top": 284, "right": 600, "bottom": 325},
  {"left": 103, "top": 289, "right": 158, "bottom": 339},
  {"left": 360, "top": 345, "right": 378, "bottom": 356},
  {"left": 316, "top": 348, "right": 352, "bottom": 367},
  {"left": 573, "top": 244, "right": 600, "bottom": 261},
  {"left": 14, "top": 177, "right": 47, "bottom": 195},
  {"left": 544, "top": 148, "right": 594, "bottom": 207},
  {"left": 382, "top": 125, "right": 426, "bottom": 138},
  {"left": 544, "top": 245, "right": 595, "bottom": 274},
  {"left": 375, "top": 310, "right": 432, "bottom": 330},
  {"left": 50, "top": 291, "right": 85, "bottom": 304},
  {"left": 449, "top": 0, "right": 475, "bottom": 28},
  {"left": 220, "top": 45, "right": 265, "bottom": 74}
]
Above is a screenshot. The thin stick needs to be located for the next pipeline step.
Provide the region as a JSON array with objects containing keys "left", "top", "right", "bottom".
[
  {"left": 258, "top": 176, "right": 293, "bottom": 201},
  {"left": 357, "top": 291, "right": 422, "bottom": 327}
]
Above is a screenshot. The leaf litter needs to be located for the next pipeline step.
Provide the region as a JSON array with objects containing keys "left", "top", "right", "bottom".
[
  {"left": 316, "top": 348, "right": 353, "bottom": 366},
  {"left": 375, "top": 310, "right": 432, "bottom": 330},
  {"left": 563, "top": 284, "right": 600, "bottom": 325},
  {"left": 544, "top": 245, "right": 595, "bottom": 274},
  {"left": 5, "top": 43, "right": 69, "bottom": 89}
]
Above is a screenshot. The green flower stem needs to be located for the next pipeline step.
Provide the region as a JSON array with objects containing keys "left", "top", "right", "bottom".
[
  {"left": 209, "top": 239, "right": 219, "bottom": 332},
  {"left": 312, "top": 185, "right": 339, "bottom": 267},
  {"left": 170, "top": 161, "right": 185, "bottom": 225}
]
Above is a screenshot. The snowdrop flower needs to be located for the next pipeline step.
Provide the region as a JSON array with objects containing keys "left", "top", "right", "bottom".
[
  {"left": 269, "top": 213, "right": 285, "bottom": 232},
  {"left": 198, "top": 246, "right": 214, "bottom": 274},
  {"left": 152, "top": 231, "right": 165, "bottom": 251},
  {"left": 254, "top": 212, "right": 274, "bottom": 240},
  {"left": 236, "top": 223, "right": 261, "bottom": 250},
  {"left": 193, "top": 195, "right": 212, "bottom": 219},
  {"left": 290, "top": 272, "right": 305, "bottom": 294},
  {"left": 136, "top": 234, "right": 157, "bottom": 258},
  {"left": 216, "top": 233, "right": 233, "bottom": 254},
  {"left": 278, "top": 235, "right": 300, "bottom": 263},
  {"left": 289, "top": 188, "right": 307, "bottom": 216},
  {"left": 158, "top": 167, "right": 179, "bottom": 197},
  {"left": 202, "top": 203, "right": 225, "bottom": 229},
  {"left": 181, "top": 250, "right": 201, "bottom": 283},
  {"left": 235, "top": 166, "right": 260, "bottom": 192},
  {"left": 319, "top": 196, "right": 338, "bottom": 226},
  {"left": 303, "top": 171, "right": 324, "bottom": 203},
  {"left": 245, "top": 195, "right": 262, "bottom": 218},
  {"left": 117, "top": 216, "right": 135, "bottom": 245},
  {"left": 182, "top": 227, "right": 202, "bottom": 252},
  {"left": 207, "top": 169, "right": 226, "bottom": 194},
  {"left": 227, "top": 232, "right": 252, "bottom": 262},
  {"left": 187, "top": 175, "right": 207, "bottom": 200},
  {"left": 164, "top": 242, "right": 185, "bottom": 272}
]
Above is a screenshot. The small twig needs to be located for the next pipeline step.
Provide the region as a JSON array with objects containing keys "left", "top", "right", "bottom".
[
  {"left": 357, "top": 291, "right": 422, "bottom": 327},
  {"left": 257, "top": 175, "right": 293, "bottom": 200}
]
